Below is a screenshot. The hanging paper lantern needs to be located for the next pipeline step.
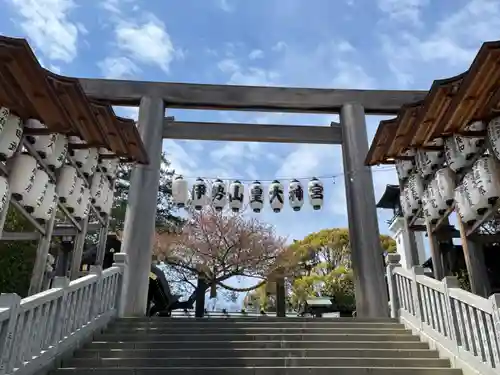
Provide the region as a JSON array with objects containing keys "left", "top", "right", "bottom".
[
  {"left": 69, "top": 136, "right": 90, "bottom": 168},
  {"left": 444, "top": 136, "right": 469, "bottom": 173},
  {"left": 474, "top": 154, "right": 500, "bottom": 207},
  {"left": 395, "top": 149, "right": 416, "bottom": 180},
  {"left": 289, "top": 179, "right": 304, "bottom": 212},
  {"left": 0, "top": 113, "right": 23, "bottom": 161},
  {"left": 487, "top": 116, "right": 500, "bottom": 161},
  {"left": 66, "top": 177, "right": 85, "bottom": 214},
  {"left": 45, "top": 134, "right": 68, "bottom": 171},
  {"left": 94, "top": 179, "right": 110, "bottom": 212},
  {"left": 0, "top": 176, "right": 9, "bottom": 213},
  {"left": 455, "top": 121, "right": 485, "bottom": 161},
  {"left": 399, "top": 186, "right": 412, "bottom": 219},
  {"left": 0, "top": 107, "right": 9, "bottom": 134},
  {"left": 463, "top": 170, "right": 487, "bottom": 217},
  {"left": 407, "top": 173, "right": 424, "bottom": 214},
  {"left": 211, "top": 179, "right": 227, "bottom": 211},
  {"left": 228, "top": 180, "right": 244, "bottom": 212},
  {"left": 454, "top": 182, "right": 476, "bottom": 225},
  {"left": 32, "top": 182, "right": 57, "bottom": 223},
  {"left": 74, "top": 186, "right": 91, "bottom": 221},
  {"left": 9, "top": 153, "right": 37, "bottom": 203},
  {"left": 100, "top": 185, "right": 115, "bottom": 216},
  {"left": 308, "top": 177, "right": 324, "bottom": 210},
  {"left": 18, "top": 167, "right": 49, "bottom": 214},
  {"left": 82, "top": 148, "right": 99, "bottom": 178},
  {"left": 90, "top": 172, "right": 106, "bottom": 205},
  {"left": 429, "top": 178, "right": 447, "bottom": 216},
  {"left": 105, "top": 158, "right": 120, "bottom": 180},
  {"left": 416, "top": 140, "right": 445, "bottom": 179},
  {"left": 24, "top": 119, "right": 57, "bottom": 159},
  {"left": 249, "top": 181, "right": 264, "bottom": 213},
  {"left": 192, "top": 178, "right": 208, "bottom": 210},
  {"left": 98, "top": 148, "right": 113, "bottom": 172},
  {"left": 56, "top": 165, "right": 78, "bottom": 204},
  {"left": 435, "top": 167, "right": 455, "bottom": 207},
  {"left": 172, "top": 175, "right": 189, "bottom": 208},
  {"left": 268, "top": 180, "right": 285, "bottom": 213},
  {"left": 422, "top": 185, "right": 440, "bottom": 224}
]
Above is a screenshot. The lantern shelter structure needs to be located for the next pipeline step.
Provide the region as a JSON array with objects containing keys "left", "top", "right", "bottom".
[
  {"left": 0, "top": 36, "right": 148, "bottom": 296},
  {"left": 366, "top": 40, "right": 500, "bottom": 298}
]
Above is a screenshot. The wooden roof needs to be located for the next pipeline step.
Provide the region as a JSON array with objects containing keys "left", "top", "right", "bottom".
[
  {"left": 0, "top": 36, "right": 148, "bottom": 164},
  {"left": 365, "top": 40, "right": 500, "bottom": 166}
]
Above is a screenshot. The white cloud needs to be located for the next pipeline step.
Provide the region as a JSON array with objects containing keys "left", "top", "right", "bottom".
[
  {"left": 7, "top": 0, "right": 80, "bottom": 63},
  {"left": 114, "top": 16, "right": 178, "bottom": 73},
  {"left": 377, "top": 0, "right": 429, "bottom": 26},
  {"left": 216, "top": 0, "right": 235, "bottom": 12},
  {"left": 249, "top": 49, "right": 264, "bottom": 60},
  {"left": 272, "top": 41, "right": 287, "bottom": 52},
  {"left": 98, "top": 56, "right": 140, "bottom": 79}
]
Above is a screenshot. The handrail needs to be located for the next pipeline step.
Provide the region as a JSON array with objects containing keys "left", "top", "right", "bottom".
[
  {"left": 387, "top": 253, "right": 500, "bottom": 375},
  {"left": 0, "top": 253, "right": 128, "bottom": 375}
]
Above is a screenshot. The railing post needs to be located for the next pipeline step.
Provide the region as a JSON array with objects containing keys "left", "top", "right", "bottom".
[
  {"left": 490, "top": 294, "right": 500, "bottom": 350},
  {"left": 411, "top": 266, "right": 425, "bottom": 325},
  {"left": 442, "top": 276, "right": 461, "bottom": 344},
  {"left": 113, "top": 253, "right": 129, "bottom": 318},
  {"left": 51, "top": 277, "right": 70, "bottom": 346},
  {"left": 0, "top": 294, "right": 21, "bottom": 375},
  {"left": 89, "top": 266, "right": 103, "bottom": 318},
  {"left": 386, "top": 253, "right": 401, "bottom": 318}
]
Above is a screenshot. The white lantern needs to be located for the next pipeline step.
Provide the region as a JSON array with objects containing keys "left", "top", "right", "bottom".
[
  {"left": 487, "top": 116, "right": 500, "bottom": 161},
  {"left": 98, "top": 148, "right": 113, "bottom": 171},
  {"left": 228, "top": 180, "right": 244, "bottom": 212},
  {"left": 407, "top": 173, "right": 424, "bottom": 214},
  {"left": 429, "top": 178, "right": 447, "bottom": 216},
  {"left": 0, "top": 107, "right": 9, "bottom": 134},
  {"left": 422, "top": 185, "right": 440, "bottom": 224},
  {"left": 57, "top": 165, "right": 78, "bottom": 203},
  {"left": 192, "top": 178, "right": 208, "bottom": 210},
  {"left": 33, "top": 182, "right": 57, "bottom": 223},
  {"left": 435, "top": 167, "right": 455, "bottom": 207},
  {"left": 249, "top": 181, "right": 264, "bottom": 213},
  {"left": 0, "top": 176, "right": 9, "bottom": 213},
  {"left": 94, "top": 179, "right": 110, "bottom": 212},
  {"left": 455, "top": 121, "right": 485, "bottom": 160},
  {"left": 399, "top": 186, "right": 412, "bottom": 219},
  {"left": 463, "top": 170, "right": 487, "bottom": 217},
  {"left": 308, "top": 177, "right": 324, "bottom": 210},
  {"left": 172, "top": 175, "right": 189, "bottom": 208},
  {"left": 82, "top": 148, "right": 99, "bottom": 178},
  {"left": 24, "top": 119, "right": 57, "bottom": 159},
  {"left": 100, "top": 186, "right": 114, "bottom": 216},
  {"left": 66, "top": 177, "right": 85, "bottom": 214},
  {"left": 395, "top": 149, "right": 416, "bottom": 180},
  {"left": 454, "top": 183, "right": 476, "bottom": 225},
  {"left": 0, "top": 113, "right": 23, "bottom": 161},
  {"left": 268, "top": 180, "right": 285, "bottom": 213},
  {"left": 90, "top": 172, "right": 107, "bottom": 204},
  {"left": 9, "top": 153, "right": 37, "bottom": 203},
  {"left": 69, "top": 136, "right": 90, "bottom": 168},
  {"left": 289, "top": 179, "right": 304, "bottom": 212},
  {"left": 211, "top": 179, "right": 227, "bottom": 211},
  {"left": 45, "top": 134, "right": 68, "bottom": 171},
  {"left": 105, "top": 158, "right": 119, "bottom": 180},
  {"left": 444, "top": 136, "right": 469, "bottom": 173},
  {"left": 74, "top": 186, "right": 91, "bottom": 221},
  {"left": 416, "top": 141, "right": 445, "bottom": 179},
  {"left": 474, "top": 154, "right": 500, "bottom": 207}
]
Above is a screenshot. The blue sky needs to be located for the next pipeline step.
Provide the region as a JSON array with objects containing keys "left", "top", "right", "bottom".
[{"left": 2, "top": 0, "right": 500, "bottom": 246}]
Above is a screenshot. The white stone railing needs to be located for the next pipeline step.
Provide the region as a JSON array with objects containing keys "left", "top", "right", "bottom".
[
  {"left": 0, "top": 253, "right": 128, "bottom": 375},
  {"left": 386, "top": 253, "right": 500, "bottom": 375}
]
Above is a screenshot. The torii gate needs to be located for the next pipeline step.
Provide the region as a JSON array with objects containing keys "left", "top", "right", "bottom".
[{"left": 78, "top": 78, "right": 427, "bottom": 317}]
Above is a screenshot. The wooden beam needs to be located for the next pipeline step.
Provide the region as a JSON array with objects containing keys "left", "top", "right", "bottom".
[
  {"left": 78, "top": 78, "right": 427, "bottom": 115},
  {"left": 163, "top": 120, "right": 343, "bottom": 144}
]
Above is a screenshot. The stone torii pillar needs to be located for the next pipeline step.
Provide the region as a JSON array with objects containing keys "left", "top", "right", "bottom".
[
  {"left": 120, "top": 96, "right": 165, "bottom": 316},
  {"left": 340, "top": 102, "right": 389, "bottom": 318}
]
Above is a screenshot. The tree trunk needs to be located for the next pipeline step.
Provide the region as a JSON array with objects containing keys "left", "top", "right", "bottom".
[{"left": 195, "top": 276, "right": 208, "bottom": 318}]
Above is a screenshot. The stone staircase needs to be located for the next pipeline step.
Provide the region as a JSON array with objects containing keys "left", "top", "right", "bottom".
[{"left": 52, "top": 317, "right": 461, "bottom": 375}]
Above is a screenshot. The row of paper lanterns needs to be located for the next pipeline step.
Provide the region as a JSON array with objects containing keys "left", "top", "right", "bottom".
[
  {"left": 0, "top": 107, "right": 119, "bottom": 222},
  {"left": 398, "top": 117, "right": 500, "bottom": 225},
  {"left": 172, "top": 176, "right": 325, "bottom": 213}
]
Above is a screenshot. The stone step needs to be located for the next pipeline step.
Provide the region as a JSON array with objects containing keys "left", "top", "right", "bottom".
[
  {"left": 74, "top": 348, "right": 440, "bottom": 359},
  {"left": 63, "top": 357, "right": 451, "bottom": 368},
  {"left": 51, "top": 366, "right": 462, "bottom": 375},
  {"left": 105, "top": 327, "right": 411, "bottom": 335},
  {"left": 86, "top": 340, "right": 430, "bottom": 350},
  {"left": 95, "top": 333, "right": 421, "bottom": 342},
  {"left": 116, "top": 317, "right": 399, "bottom": 324},
  {"left": 111, "top": 321, "right": 405, "bottom": 329}
]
